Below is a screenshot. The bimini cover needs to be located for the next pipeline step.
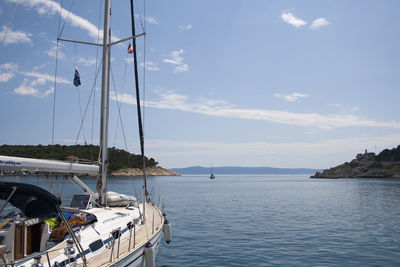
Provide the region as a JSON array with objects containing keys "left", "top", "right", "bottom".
[{"left": 0, "top": 182, "right": 61, "bottom": 218}]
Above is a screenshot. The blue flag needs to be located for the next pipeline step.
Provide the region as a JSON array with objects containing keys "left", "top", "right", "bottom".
[{"left": 74, "top": 67, "right": 81, "bottom": 87}]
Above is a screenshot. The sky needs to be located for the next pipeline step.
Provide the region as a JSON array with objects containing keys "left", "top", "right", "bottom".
[{"left": 0, "top": 0, "right": 400, "bottom": 169}]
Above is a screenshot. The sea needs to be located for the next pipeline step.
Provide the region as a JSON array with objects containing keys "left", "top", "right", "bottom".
[{"left": 2, "top": 174, "right": 400, "bottom": 266}]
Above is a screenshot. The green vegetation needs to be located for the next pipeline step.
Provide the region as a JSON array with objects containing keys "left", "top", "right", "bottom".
[
  {"left": 311, "top": 145, "right": 400, "bottom": 178},
  {"left": 376, "top": 145, "right": 400, "bottom": 162},
  {"left": 0, "top": 144, "right": 158, "bottom": 173}
]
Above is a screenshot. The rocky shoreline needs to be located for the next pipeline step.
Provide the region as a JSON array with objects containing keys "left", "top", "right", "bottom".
[
  {"left": 111, "top": 166, "right": 180, "bottom": 176},
  {"left": 311, "top": 148, "right": 400, "bottom": 179},
  {"left": 2, "top": 167, "right": 180, "bottom": 177}
]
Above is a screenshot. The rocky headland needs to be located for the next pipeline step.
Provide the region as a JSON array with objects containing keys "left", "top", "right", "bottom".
[
  {"left": 311, "top": 146, "right": 400, "bottom": 179},
  {"left": 111, "top": 166, "right": 180, "bottom": 176}
]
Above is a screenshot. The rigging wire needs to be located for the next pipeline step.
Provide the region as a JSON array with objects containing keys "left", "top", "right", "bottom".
[
  {"left": 60, "top": 176, "right": 66, "bottom": 201},
  {"left": 112, "top": 53, "right": 129, "bottom": 147},
  {"left": 57, "top": 0, "right": 77, "bottom": 39},
  {"left": 139, "top": 0, "right": 148, "bottom": 200},
  {"left": 51, "top": 42, "right": 59, "bottom": 145},
  {"left": 74, "top": 43, "right": 88, "bottom": 144},
  {"left": 130, "top": 0, "right": 149, "bottom": 203},
  {"left": 134, "top": 0, "right": 146, "bottom": 33},
  {"left": 110, "top": 65, "right": 130, "bottom": 155},
  {"left": 91, "top": 0, "right": 103, "bottom": 163},
  {"left": 56, "top": 176, "right": 60, "bottom": 199},
  {"left": 74, "top": 62, "right": 103, "bottom": 147},
  {"left": 0, "top": 0, "right": 18, "bottom": 54},
  {"left": 51, "top": 0, "right": 65, "bottom": 145},
  {"left": 142, "top": 0, "right": 147, "bottom": 135}
]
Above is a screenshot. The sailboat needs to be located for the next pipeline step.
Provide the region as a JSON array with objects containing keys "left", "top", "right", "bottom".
[
  {"left": 0, "top": 0, "right": 171, "bottom": 266},
  {"left": 210, "top": 165, "right": 215, "bottom": 180}
]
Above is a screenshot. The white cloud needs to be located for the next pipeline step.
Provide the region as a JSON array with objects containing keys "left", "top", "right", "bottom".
[
  {"left": 285, "top": 93, "right": 308, "bottom": 102},
  {"left": 328, "top": 103, "right": 361, "bottom": 114},
  {"left": 42, "top": 87, "right": 54, "bottom": 97},
  {"left": 33, "top": 63, "right": 48, "bottom": 70},
  {"left": 145, "top": 16, "right": 159, "bottom": 24},
  {"left": 20, "top": 71, "right": 70, "bottom": 84},
  {"left": 148, "top": 134, "right": 400, "bottom": 157},
  {"left": 45, "top": 41, "right": 65, "bottom": 60},
  {"left": 0, "top": 26, "right": 32, "bottom": 45},
  {"left": 310, "top": 18, "right": 330, "bottom": 30},
  {"left": 163, "top": 49, "right": 189, "bottom": 73},
  {"left": 7, "top": 0, "right": 118, "bottom": 42},
  {"left": 173, "top": 63, "right": 189, "bottom": 73},
  {"left": 77, "top": 57, "right": 97, "bottom": 66},
  {"left": 31, "top": 77, "right": 46, "bottom": 86},
  {"left": 281, "top": 12, "right": 307, "bottom": 28},
  {"left": 0, "top": 63, "right": 19, "bottom": 82},
  {"left": 140, "top": 61, "right": 160, "bottom": 71},
  {"left": 0, "top": 72, "right": 15, "bottom": 82},
  {"left": 0, "top": 63, "right": 70, "bottom": 85},
  {"left": 13, "top": 78, "right": 54, "bottom": 97},
  {"left": 179, "top": 24, "right": 192, "bottom": 32},
  {"left": 274, "top": 92, "right": 308, "bottom": 102},
  {"left": 163, "top": 49, "right": 185, "bottom": 65},
  {"left": 147, "top": 133, "right": 400, "bottom": 168},
  {"left": 110, "top": 92, "right": 136, "bottom": 105},
  {"left": 112, "top": 89, "right": 400, "bottom": 129},
  {"left": 14, "top": 79, "right": 39, "bottom": 96},
  {"left": 0, "top": 63, "right": 18, "bottom": 72}
]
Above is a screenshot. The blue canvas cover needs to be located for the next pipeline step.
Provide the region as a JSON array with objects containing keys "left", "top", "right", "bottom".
[{"left": 0, "top": 182, "right": 61, "bottom": 218}]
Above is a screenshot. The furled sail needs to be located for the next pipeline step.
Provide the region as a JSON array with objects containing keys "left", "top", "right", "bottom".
[{"left": 0, "top": 155, "right": 99, "bottom": 174}]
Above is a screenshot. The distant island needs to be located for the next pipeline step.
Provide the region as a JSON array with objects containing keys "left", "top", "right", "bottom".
[
  {"left": 311, "top": 145, "right": 400, "bottom": 178},
  {"left": 0, "top": 144, "right": 178, "bottom": 176},
  {"left": 171, "top": 166, "right": 320, "bottom": 175}
]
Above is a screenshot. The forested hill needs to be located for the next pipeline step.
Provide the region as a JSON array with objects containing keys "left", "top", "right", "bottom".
[
  {"left": 311, "top": 145, "right": 400, "bottom": 178},
  {"left": 0, "top": 144, "right": 158, "bottom": 172}
]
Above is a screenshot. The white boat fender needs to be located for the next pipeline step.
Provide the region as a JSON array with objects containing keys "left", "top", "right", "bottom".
[
  {"left": 163, "top": 219, "right": 172, "bottom": 244},
  {"left": 144, "top": 242, "right": 155, "bottom": 267}
]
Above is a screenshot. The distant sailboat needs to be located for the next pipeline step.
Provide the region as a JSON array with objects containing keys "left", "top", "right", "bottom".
[{"left": 210, "top": 165, "right": 215, "bottom": 179}]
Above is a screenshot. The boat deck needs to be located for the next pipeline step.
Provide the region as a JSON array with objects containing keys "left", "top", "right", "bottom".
[
  {"left": 88, "top": 203, "right": 163, "bottom": 266},
  {"left": 35, "top": 203, "right": 163, "bottom": 267}
]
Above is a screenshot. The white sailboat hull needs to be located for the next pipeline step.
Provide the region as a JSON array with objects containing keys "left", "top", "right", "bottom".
[
  {"left": 113, "top": 229, "right": 162, "bottom": 267},
  {"left": 1, "top": 203, "right": 165, "bottom": 267}
]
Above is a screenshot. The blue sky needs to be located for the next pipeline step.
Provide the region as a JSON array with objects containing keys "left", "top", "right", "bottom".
[{"left": 0, "top": 0, "right": 399, "bottom": 169}]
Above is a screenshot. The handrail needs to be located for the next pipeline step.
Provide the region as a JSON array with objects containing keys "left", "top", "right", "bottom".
[
  {"left": 5, "top": 247, "right": 61, "bottom": 267},
  {"left": 56, "top": 206, "right": 87, "bottom": 266}
]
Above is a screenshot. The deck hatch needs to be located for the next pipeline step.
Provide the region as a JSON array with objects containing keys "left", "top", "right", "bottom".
[{"left": 89, "top": 239, "right": 104, "bottom": 252}]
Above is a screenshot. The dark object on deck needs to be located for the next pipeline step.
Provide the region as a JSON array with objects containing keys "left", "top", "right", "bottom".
[{"left": 0, "top": 182, "right": 61, "bottom": 218}]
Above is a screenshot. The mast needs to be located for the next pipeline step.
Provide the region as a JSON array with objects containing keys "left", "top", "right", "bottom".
[
  {"left": 98, "top": 0, "right": 111, "bottom": 206},
  {"left": 129, "top": 0, "right": 147, "bottom": 222}
]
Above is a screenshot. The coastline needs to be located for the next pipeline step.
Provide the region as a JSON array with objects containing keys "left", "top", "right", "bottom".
[
  {"left": 1, "top": 167, "right": 180, "bottom": 177},
  {"left": 111, "top": 167, "right": 180, "bottom": 176},
  {"left": 310, "top": 148, "right": 400, "bottom": 179}
]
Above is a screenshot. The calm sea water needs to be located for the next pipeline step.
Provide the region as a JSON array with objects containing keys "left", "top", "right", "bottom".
[{"left": 2, "top": 174, "right": 400, "bottom": 266}]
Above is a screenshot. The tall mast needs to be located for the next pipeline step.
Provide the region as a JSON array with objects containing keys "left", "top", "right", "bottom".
[
  {"left": 130, "top": 0, "right": 147, "bottom": 222},
  {"left": 98, "top": 0, "right": 111, "bottom": 206}
]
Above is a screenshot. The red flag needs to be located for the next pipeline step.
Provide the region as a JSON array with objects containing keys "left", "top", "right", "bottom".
[{"left": 128, "top": 43, "right": 133, "bottom": 54}]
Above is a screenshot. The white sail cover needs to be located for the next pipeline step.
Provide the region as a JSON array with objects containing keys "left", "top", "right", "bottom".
[{"left": 0, "top": 155, "right": 99, "bottom": 174}]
